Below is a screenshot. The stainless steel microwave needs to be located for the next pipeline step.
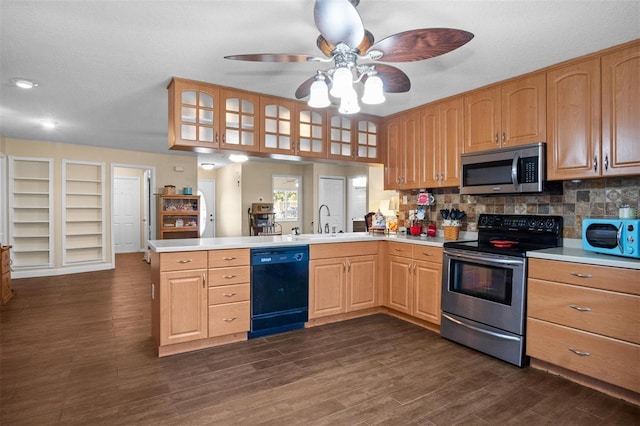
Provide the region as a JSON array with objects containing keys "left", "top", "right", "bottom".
[{"left": 460, "top": 142, "right": 546, "bottom": 195}]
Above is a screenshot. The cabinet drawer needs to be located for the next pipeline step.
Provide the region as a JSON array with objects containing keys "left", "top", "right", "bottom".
[
  {"left": 529, "top": 258, "right": 640, "bottom": 295},
  {"left": 412, "top": 245, "right": 442, "bottom": 263},
  {"left": 386, "top": 241, "right": 412, "bottom": 258},
  {"left": 208, "top": 249, "right": 249, "bottom": 268},
  {"left": 160, "top": 251, "right": 208, "bottom": 272},
  {"left": 208, "top": 284, "right": 250, "bottom": 305},
  {"left": 310, "top": 242, "right": 378, "bottom": 259},
  {"left": 208, "top": 301, "right": 250, "bottom": 337},
  {"left": 529, "top": 279, "right": 640, "bottom": 344},
  {"left": 527, "top": 318, "right": 640, "bottom": 393},
  {"left": 208, "top": 266, "right": 250, "bottom": 286}
]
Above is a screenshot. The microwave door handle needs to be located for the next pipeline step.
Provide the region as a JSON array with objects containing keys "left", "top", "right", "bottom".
[
  {"left": 511, "top": 153, "right": 520, "bottom": 191},
  {"left": 617, "top": 222, "right": 624, "bottom": 254}
]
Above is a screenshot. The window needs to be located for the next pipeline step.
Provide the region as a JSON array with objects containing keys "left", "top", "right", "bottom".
[{"left": 272, "top": 176, "right": 300, "bottom": 221}]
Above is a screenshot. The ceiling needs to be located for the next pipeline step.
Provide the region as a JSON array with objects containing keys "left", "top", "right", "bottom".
[{"left": 1, "top": 1, "right": 639, "bottom": 165}]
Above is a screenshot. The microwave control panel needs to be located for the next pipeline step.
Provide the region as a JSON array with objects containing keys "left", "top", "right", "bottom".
[{"left": 520, "top": 157, "right": 538, "bottom": 183}]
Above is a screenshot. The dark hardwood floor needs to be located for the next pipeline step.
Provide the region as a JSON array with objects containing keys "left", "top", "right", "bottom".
[{"left": 1, "top": 253, "right": 638, "bottom": 425}]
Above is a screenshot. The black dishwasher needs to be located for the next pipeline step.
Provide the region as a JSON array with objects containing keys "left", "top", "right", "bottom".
[{"left": 249, "top": 246, "right": 309, "bottom": 339}]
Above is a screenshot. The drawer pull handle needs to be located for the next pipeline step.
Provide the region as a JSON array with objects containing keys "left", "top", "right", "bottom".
[
  {"left": 223, "top": 317, "right": 237, "bottom": 322},
  {"left": 394, "top": 248, "right": 404, "bottom": 252},
  {"left": 222, "top": 257, "right": 237, "bottom": 261},
  {"left": 223, "top": 293, "right": 237, "bottom": 297},
  {"left": 568, "top": 348, "right": 591, "bottom": 357},
  {"left": 422, "top": 252, "right": 433, "bottom": 256},
  {"left": 569, "top": 304, "right": 591, "bottom": 312},
  {"left": 177, "top": 259, "right": 192, "bottom": 264},
  {"left": 570, "top": 272, "right": 593, "bottom": 278},
  {"left": 223, "top": 275, "right": 237, "bottom": 279}
]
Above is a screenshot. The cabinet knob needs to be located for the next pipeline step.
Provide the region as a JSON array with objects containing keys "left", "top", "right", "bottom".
[
  {"left": 502, "top": 132, "right": 506, "bottom": 145},
  {"left": 593, "top": 156, "right": 598, "bottom": 173},
  {"left": 495, "top": 132, "right": 499, "bottom": 145},
  {"left": 604, "top": 155, "right": 609, "bottom": 171}
]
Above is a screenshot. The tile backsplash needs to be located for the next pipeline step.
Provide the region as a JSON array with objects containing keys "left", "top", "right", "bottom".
[{"left": 397, "top": 175, "right": 640, "bottom": 239}]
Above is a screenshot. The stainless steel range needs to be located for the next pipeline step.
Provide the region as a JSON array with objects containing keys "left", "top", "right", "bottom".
[{"left": 441, "top": 214, "right": 563, "bottom": 367}]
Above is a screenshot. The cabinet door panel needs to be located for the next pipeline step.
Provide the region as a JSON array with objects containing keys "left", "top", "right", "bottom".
[
  {"left": 384, "top": 116, "right": 401, "bottom": 189},
  {"left": 602, "top": 43, "right": 640, "bottom": 176},
  {"left": 413, "top": 260, "right": 441, "bottom": 324},
  {"left": 347, "top": 255, "right": 377, "bottom": 311},
  {"left": 439, "top": 97, "right": 464, "bottom": 187},
  {"left": 419, "top": 104, "right": 439, "bottom": 187},
  {"left": 464, "top": 86, "right": 501, "bottom": 153},
  {"left": 501, "top": 73, "right": 546, "bottom": 147},
  {"left": 546, "top": 58, "right": 601, "bottom": 180},
  {"left": 309, "top": 258, "right": 346, "bottom": 318},
  {"left": 387, "top": 255, "right": 412, "bottom": 314},
  {"left": 401, "top": 111, "right": 420, "bottom": 189},
  {"left": 160, "top": 270, "right": 207, "bottom": 345}
]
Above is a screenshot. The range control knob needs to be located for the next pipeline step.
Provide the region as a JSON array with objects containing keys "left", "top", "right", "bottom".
[
  {"left": 628, "top": 224, "right": 635, "bottom": 232},
  {"left": 627, "top": 246, "right": 634, "bottom": 255},
  {"left": 545, "top": 218, "right": 555, "bottom": 229}
]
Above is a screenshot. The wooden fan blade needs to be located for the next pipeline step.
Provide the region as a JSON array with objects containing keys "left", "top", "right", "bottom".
[
  {"left": 295, "top": 75, "right": 317, "bottom": 99},
  {"left": 368, "top": 28, "right": 474, "bottom": 62},
  {"left": 314, "top": 0, "right": 365, "bottom": 48},
  {"left": 224, "top": 53, "right": 319, "bottom": 62},
  {"left": 317, "top": 30, "right": 374, "bottom": 57},
  {"left": 365, "top": 64, "right": 411, "bottom": 93}
]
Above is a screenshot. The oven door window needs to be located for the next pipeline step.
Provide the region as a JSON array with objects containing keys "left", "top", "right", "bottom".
[{"left": 450, "top": 259, "right": 513, "bottom": 305}]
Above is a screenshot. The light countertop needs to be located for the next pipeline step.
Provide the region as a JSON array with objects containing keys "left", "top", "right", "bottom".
[
  {"left": 527, "top": 239, "right": 640, "bottom": 270},
  {"left": 149, "top": 234, "right": 639, "bottom": 270}
]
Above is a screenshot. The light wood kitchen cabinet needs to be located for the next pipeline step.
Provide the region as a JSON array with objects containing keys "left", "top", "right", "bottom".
[
  {"left": 326, "top": 112, "right": 382, "bottom": 163},
  {"left": 260, "top": 96, "right": 297, "bottom": 155},
  {"left": 546, "top": 57, "right": 601, "bottom": 180},
  {"left": 464, "top": 73, "right": 546, "bottom": 153},
  {"left": 527, "top": 258, "right": 640, "bottom": 393},
  {"left": 419, "top": 97, "right": 464, "bottom": 188},
  {"left": 157, "top": 251, "right": 208, "bottom": 347},
  {"left": 309, "top": 242, "right": 379, "bottom": 319},
  {"left": 296, "top": 105, "right": 328, "bottom": 158},
  {"left": 384, "top": 110, "right": 420, "bottom": 190},
  {"left": 547, "top": 40, "right": 640, "bottom": 179},
  {"left": 600, "top": 42, "right": 640, "bottom": 176},
  {"left": 220, "top": 88, "right": 260, "bottom": 152},
  {"left": 168, "top": 77, "right": 221, "bottom": 151},
  {"left": 207, "top": 248, "right": 250, "bottom": 338},
  {"left": 385, "top": 242, "right": 442, "bottom": 324}
]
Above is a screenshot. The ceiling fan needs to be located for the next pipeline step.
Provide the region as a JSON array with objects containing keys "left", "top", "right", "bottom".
[{"left": 225, "top": 0, "right": 474, "bottom": 113}]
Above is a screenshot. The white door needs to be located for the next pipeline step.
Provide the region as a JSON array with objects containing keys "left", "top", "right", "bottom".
[
  {"left": 198, "top": 179, "right": 216, "bottom": 238},
  {"left": 114, "top": 176, "right": 141, "bottom": 253},
  {"left": 318, "top": 176, "right": 345, "bottom": 233},
  {"left": 347, "top": 176, "right": 367, "bottom": 232}
]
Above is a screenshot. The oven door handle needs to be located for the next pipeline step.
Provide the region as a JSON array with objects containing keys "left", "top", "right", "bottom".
[
  {"left": 445, "top": 251, "right": 524, "bottom": 267},
  {"left": 442, "top": 313, "right": 521, "bottom": 342}
]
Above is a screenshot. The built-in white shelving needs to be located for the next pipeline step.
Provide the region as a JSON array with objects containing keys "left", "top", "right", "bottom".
[
  {"left": 62, "top": 160, "right": 106, "bottom": 265},
  {"left": 9, "top": 157, "right": 54, "bottom": 269}
]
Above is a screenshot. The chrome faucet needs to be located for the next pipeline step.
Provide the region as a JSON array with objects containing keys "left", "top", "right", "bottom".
[{"left": 318, "top": 204, "right": 331, "bottom": 233}]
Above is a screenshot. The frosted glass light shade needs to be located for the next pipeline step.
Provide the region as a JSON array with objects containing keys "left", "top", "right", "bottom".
[
  {"left": 361, "top": 75, "right": 385, "bottom": 105},
  {"left": 308, "top": 79, "right": 330, "bottom": 108},
  {"left": 330, "top": 67, "right": 353, "bottom": 98},
  {"left": 338, "top": 88, "right": 360, "bottom": 114}
]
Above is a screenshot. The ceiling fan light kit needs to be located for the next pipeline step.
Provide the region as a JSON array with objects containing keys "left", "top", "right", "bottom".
[{"left": 225, "top": 0, "right": 473, "bottom": 115}]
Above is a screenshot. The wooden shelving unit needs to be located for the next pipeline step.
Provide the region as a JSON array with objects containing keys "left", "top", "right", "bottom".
[
  {"left": 156, "top": 195, "right": 200, "bottom": 239},
  {"left": 8, "top": 157, "right": 53, "bottom": 270},
  {"left": 248, "top": 203, "right": 280, "bottom": 236},
  {"left": 62, "top": 160, "right": 106, "bottom": 265}
]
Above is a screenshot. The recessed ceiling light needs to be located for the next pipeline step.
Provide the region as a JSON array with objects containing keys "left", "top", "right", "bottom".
[
  {"left": 12, "top": 78, "right": 38, "bottom": 89},
  {"left": 200, "top": 163, "right": 215, "bottom": 170},
  {"left": 229, "top": 154, "right": 248, "bottom": 163},
  {"left": 41, "top": 119, "right": 57, "bottom": 129}
]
